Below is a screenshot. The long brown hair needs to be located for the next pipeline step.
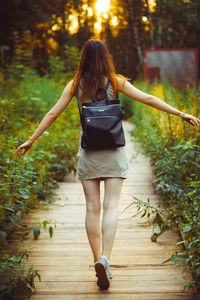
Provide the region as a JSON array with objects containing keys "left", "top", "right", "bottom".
[{"left": 71, "top": 39, "right": 129, "bottom": 99}]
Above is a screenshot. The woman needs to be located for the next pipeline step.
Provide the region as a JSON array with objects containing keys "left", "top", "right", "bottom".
[{"left": 14, "top": 39, "right": 200, "bottom": 290}]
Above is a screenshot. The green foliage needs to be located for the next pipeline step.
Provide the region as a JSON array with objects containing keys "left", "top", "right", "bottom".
[
  {"left": 64, "top": 45, "right": 80, "bottom": 73},
  {"left": 0, "top": 69, "right": 80, "bottom": 239},
  {"left": 48, "top": 46, "right": 80, "bottom": 82},
  {"left": 119, "top": 196, "right": 170, "bottom": 242},
  {"left": 126, "top": 81, "right": 200, "bottom": 294},
  {"left": 0, "top": 66, "right": 80, "bottom": 298},
  {"left": 32, "top": 226, "right": 41, "bottom": 240},
  {"left": 49, "top": 226, "right": 53, "bottom": 238},
  {"left": 0, "top": 252, "right": 41, "bottom": 299},
  {"left": 32, "top": 219, "right": 56, "bottom": 240},
  {"left": 1, "top": 0, "right": 199, "bottom": 79},
  {"left": 119, "top": 92, "right": 134, "bottom": 120},
  {"left": 48, "top": 56, "right": 66, "bottom": 81}
]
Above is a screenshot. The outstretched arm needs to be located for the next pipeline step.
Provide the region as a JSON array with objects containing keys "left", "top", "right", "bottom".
[
  {"left": 117, "top": 77, "right": 200, "bottom": 127},
  {"left": 13, "top": 80, "right": 74, "bottom": 156}
]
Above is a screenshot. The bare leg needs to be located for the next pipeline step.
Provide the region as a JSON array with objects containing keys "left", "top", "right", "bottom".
[
  {"left": 81, "top": 179, "right": 101, "bottom": 263},
  {"left": 102, "top": 177, "right": 124, "bottom": 260}
]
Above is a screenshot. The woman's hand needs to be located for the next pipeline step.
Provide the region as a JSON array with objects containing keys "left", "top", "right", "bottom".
[
  {"left": 13, "top": 140, "right": 33, "bottom": 157},
  {"left": 180, "top": 113, "right": 200, "bottom": 127}
]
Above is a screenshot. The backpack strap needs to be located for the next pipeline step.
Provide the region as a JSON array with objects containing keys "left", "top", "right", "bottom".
[
  {"left": 76, "top": 98, "right": 85, "bottom": 130},
  {"left": 104, "top": 78, "right": 110, "bottom": 91},
  {"left": 104, "top": 78, "right": 119, "bottom": 100}
]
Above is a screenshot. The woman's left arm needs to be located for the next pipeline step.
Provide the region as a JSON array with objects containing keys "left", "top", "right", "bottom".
[
  {"left": 118, "top": 78, "right": 200, "bottom": 127},
  {"left": 27, "top": 79, "right": 74, "bottom": 144},
  {"left": 13, "top": 80, "right": 74, "bottom": 157}
]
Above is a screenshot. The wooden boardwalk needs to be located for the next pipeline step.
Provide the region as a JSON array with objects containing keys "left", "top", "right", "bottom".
[{"left": 21, "top": 121, "right": 192, "bottom": 300}]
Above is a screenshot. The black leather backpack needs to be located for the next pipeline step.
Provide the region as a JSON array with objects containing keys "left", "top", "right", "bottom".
[{"left": 78, "top": 79, "right": 126, "bottom": 150}]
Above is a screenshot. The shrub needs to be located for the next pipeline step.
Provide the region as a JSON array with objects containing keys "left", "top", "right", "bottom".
[
  {"left": 126, "top": 81, "right": 200, "bottom": 294},
  {"left": 0, "top": 66, "right": 80, "bottom": 299}
]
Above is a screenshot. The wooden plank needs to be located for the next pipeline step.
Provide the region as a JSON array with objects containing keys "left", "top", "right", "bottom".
[
  {"left": 30, "top": 281, "right": 186, "bottom": 293},
  {"left": 32, "top": 268, "right": 186, "bottom": 278},
  {"left": 26, "top": 257, "right": 175, "bottom": 266},
  {"left": 26, "top": 264, "right": 185, "bottom": 272},
  {"left": 24, "top": 248, "right": 178, "bottom": 256},
  {"left": 30, "top": 294, "right": 192, "bottom": 300},
  {"left": 33, "top": 276, "right": 186, "bottom": 284},
  {"left": 23, "top": 232, "right": 177, "bottom": 240}
]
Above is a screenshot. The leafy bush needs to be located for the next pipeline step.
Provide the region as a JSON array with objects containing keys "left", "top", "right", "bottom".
[
  {"left": 119, "top": 91, "right": 134, "bottom": 120},
  {"left": 0, "top": 68, "right": 80, "bottom": 237},
  {"left": 48, "top": 46, "right": 80, "bottom": 82},
  {"left": 0, "top": 252, "right": 40, "bottom": 300},
  {"left": 127, "top": 81, "right": 200, "bottom": 294},
  {"left": 0, "top": 66, "right": 80, "bottom": 299}
]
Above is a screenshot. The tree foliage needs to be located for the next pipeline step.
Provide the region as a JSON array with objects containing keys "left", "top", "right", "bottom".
[{"left": 0, "top": 0, "right": 199, "bottom": 78}]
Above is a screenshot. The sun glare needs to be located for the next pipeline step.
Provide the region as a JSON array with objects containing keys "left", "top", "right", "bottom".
[
  {"left": 142, "top": 16, "right": 148, "bottom": 22},
  {"left": 95, "top": 0, "right": 110, "bottom": 15},
  {"left": 94, "top": 20, "right": 102, "bottom": 32},
  {"left": 110, "top": 16, "right": 118, "bottom": 26},
  {"left": 87, "top": 7, "right": 93, "bottom": 17},
  {"left": 148, "top": 0, "right": 156, "bottom": 12},
  {"left": 67, "top": 14, "right": 79, "bottom": 34}
]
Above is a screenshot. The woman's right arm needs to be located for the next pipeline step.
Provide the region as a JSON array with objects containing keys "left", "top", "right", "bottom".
[{"left": 13, "top": 79, "right": 74, "bottom": 156}]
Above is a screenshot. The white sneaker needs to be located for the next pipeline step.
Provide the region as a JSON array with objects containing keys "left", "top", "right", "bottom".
[
  {"left": 101, "top": 255, "right": 113, "bottom": 279},
  {"left": 107, "top": 266, "right": 113, "bottom": 279},
  {"left": 94, "top": 256, "right": 111, "bottom": 289}
]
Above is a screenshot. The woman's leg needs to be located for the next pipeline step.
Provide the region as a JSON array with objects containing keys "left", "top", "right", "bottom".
[
  {"left": 102, "top": 177, "right": 124, "bottom": 260},
  {"left": 81, "top": 179, "right": 101, "bottom": 263}
]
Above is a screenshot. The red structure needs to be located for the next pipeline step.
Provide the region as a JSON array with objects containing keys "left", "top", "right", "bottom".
[{"left": 144, "top": 48, "right": 199, "bottom": 88}]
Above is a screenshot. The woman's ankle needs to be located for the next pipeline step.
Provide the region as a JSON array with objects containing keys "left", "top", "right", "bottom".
[
  {"left": 94, "top": 253, "right": 101, "bottom": 262},
  {"left": 101, "top": 255, "right": 111, "bottom": 264}
]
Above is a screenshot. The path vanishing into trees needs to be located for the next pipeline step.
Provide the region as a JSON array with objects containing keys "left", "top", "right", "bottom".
[{"left": 21, "top": 121, "right": 192, "bottom": 300}]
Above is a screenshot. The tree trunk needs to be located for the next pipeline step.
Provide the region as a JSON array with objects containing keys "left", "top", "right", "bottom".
[
  {"left": 156, "top": 0, "right": 163, "bottom": 48},
  {"left": 126, "top": 0, "right": 143, "bottom": 76},
  {"left": 145, "top": 0, "right": 154, "bottom": 48}
]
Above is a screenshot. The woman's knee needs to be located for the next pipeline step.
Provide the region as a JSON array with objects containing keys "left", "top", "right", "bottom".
[
  {"left": 103, "top": 198, "right": 118, "bottom": 211},
  {"left": 86, "top": 200, "right": 101, "bottom": 214}
]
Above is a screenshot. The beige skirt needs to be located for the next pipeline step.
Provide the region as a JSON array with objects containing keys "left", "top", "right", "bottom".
[{"left": 76, "top": 131, "right": 129, "bottom": 180}]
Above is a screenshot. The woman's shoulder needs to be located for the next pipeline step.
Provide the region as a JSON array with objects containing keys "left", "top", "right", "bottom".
[
  {"left": 115, "top": 74, "right": 130, "bottom": 92},
  {"left": 67, "top": 78, "right": 79, "bottom": 99}
]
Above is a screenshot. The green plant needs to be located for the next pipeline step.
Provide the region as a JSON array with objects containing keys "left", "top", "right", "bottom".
[
  {"left": 48, "top": 56, "right": 66, "bottom": 80},
  {"left": 64, "top": 45, "right": 80, "bottom": 73},
  {"left": 32, "top": 219, "right": 57, "bottom": 240},
  {"left": 119, "top": 92, "right": 134, "bottom": 120},
  {"left": 119, "top": 196, "right": 171, "bottom": 242},
  {"left": 120, "top": 196, "right": 199, "bottom": 295},
  {"left": 0, "top": 68, "right": 80, "bottom": 244},
  {"left": 0, "top": 65, "right": 80, "bottom": 299},
  {"left": 0, "top": 252, "right": 41, "bottom": 300},
  {"left": 125, "top": 81, "right": 200, "bottom": 294}
]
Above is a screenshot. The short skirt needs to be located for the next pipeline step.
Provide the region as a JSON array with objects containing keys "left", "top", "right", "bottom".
[{"left": 76, "top": 132, "right": 129, "bottom": 180}]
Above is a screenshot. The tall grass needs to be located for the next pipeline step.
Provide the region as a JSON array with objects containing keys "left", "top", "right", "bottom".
[{"left": 122, "top": 81, "right": 200, "bottom": 294}]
